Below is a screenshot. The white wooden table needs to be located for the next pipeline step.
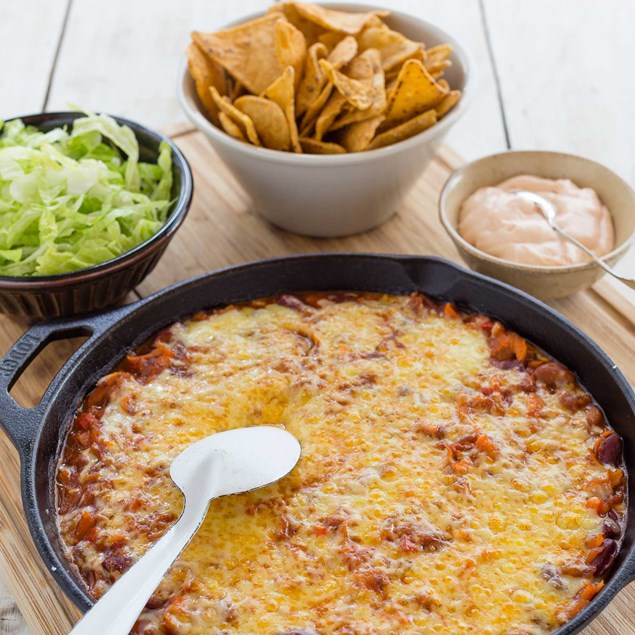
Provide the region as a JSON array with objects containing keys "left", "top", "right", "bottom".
[{"left": 1, "top": 1, "right": 634, "bottom": 633}]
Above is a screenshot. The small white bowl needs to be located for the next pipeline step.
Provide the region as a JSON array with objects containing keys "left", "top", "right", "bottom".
[
  {"left": 439, "top": 150, "right": 635, "bottom": 299},
  {"left": 179, "top": 3, "right": 473, "bottom": 237}
]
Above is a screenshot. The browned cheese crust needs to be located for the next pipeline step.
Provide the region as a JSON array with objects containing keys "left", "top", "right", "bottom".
[{"left": 56, "top": 293, "right": 627, "bottom": 635}]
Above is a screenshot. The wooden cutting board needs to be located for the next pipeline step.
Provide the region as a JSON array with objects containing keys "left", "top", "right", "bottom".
[{"left": 0, "top": 126, "right": 633, "bottom": 635}]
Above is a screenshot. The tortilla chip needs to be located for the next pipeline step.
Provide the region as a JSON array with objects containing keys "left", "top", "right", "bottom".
[
  {"left": 210, "top": 86, "right": 261, "bottom": 146},
  {"left": 381, "top": 59, "right": 448, "bottom": 128},
  {"left": 229, "top": 79, "right": 248, "bottom": 100},
  {"left": 325, "top": 48, "right": 386, "bottom": 130},
  {"left": 368, "top": 109, "right": 437, "bottom": 150},
  {"left": 234, "top": 95, "right": 291, "bottom": 151},
  {"left": 274, "top": 19, "right": 307, "bottom": 86},
  {"left": 385, "top": 75, "right": 398, "bottom": 95},
  {"left": 187, "top": 43, "right": 226, "bottom": 126},
  {"left": 319, "top": 59, "right": 374, "bottom": 110},
  {"left": 314, "top": 92, "right": 348, "bottom": 141},
  {"left": 338, "top": 115, "right": 385, "bottom": 152},
  {"left": 425, "top": 44, "right": 453, "bottom": 67},
  {"left": 357, "top": 25, "right": 422, "bottom": 71},
  {"left": 296, "top": 42, "right": 329, "bottom": 117},
  {"left": 269, "top": 3, "right": 326, "bottom": 45},
  {"left": 412, "top": 47, "right": 426, "bottom": 64},
  {"left": 326, "top": 35, "right": 358, "bottom": 69},
  {"left": 299, "top": 137, "right": 347, "bottom": 154},
  {"left": 219, "top": 112, "right": 246, "bottom": 142},
  {"left": 292, "top": 3, "right": 389, "bottom": 35},
  {"left": 344, "top": 47, "right": 377, "bottom": 78},
  {"left": 435, "top": 90, "right": 461, "bottom": 119},
  {"left": 384, "top": 47, "right": 424, "bottom": 81},
  {"left": 190, "top": 4, "right": 459, "bottom": 154},
  {"left": 192, "top": 14, "right": 284, "bottom": 95},
  {"left": 300, "top": 80, "right": 333, "bottom": 135},
  {"left": 363, "top": 14, "right": 387, "bottom": 30},
  {"left": 428, "top": 61, "right": 452, "bottom": 79},
  {"left": 318, "top": 31, "right": 344, "bottom": 51},
  {"left": 263, "top": 66, "right": 302, "bottom": 153}
]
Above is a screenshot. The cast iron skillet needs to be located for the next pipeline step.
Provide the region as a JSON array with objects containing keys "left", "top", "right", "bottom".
[{"left": 0, "top": 254, "right": 633, "bottom": 634}]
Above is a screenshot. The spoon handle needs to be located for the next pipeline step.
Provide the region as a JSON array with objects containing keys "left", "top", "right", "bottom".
[
  {"left": 69, "top": 496, "right": 210, "bottom": 635},
  {"left": 514, "top": 190, "right": 635, "bottom": 290},
  {"left": 551, "top": 224, "right": 635, "bottom": 289}
]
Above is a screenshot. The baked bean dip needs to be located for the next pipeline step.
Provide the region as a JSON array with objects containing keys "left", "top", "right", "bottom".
[{"left": 56, "top": 292, "right": 626, "bottom": 635}]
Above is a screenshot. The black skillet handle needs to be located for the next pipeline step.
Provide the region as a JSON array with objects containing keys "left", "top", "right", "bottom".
[{"left": 0, "top": 306, "right": 130, "bottom": 455}]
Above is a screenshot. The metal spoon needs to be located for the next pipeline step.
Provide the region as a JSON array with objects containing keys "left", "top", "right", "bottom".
[
  {"left": 512, "top": 190, "right": 635, "bottom": 289},
  {"left": 70, "top": 425, "right": 301, "bottom": 635}
]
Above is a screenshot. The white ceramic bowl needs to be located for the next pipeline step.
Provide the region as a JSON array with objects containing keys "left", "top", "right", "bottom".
[
  {"left": 439, "top": 151, "right": 635, "bottom": 299},
  {"left": 179, "top": 3, "right": 473, "bottom": 237}
]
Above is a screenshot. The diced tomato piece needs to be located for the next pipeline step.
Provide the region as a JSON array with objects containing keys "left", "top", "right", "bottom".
[{"left": 75, "top": 511, "right": 96, "bottom": 540}]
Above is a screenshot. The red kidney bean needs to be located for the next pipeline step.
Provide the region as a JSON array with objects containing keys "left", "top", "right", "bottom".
[
  {"left": 146, "top": 589, "right": 172, "bottom": 610},
  {"left": 603, "top": 515, "right": 621, "bottom": 539},
  {"left": 596, "top": 433, "right": 623, "bottom": 467},
  {"left": 490, "top": 358, "right": 523, "bottom": 371},
  {"left": 102, "top": 554, "right": 131, "bottom": 574},
  {"left": 558, "top": 391, "right": 591, "bottom": 411},
  {"left": 586, "top": 405, "right": 604, "bottom": 427},
  {"left": 590, "top": 539, "right": 618, "bottom": 577},
  {"left": 533, "top": 362, "right": 574, "bottom": 388}
]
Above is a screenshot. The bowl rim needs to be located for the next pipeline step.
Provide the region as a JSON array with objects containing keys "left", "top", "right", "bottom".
[
  {"left": 0, "top": 111, "right": 193, "bottom": 289},
  {"left": 439, "top": 149, "right": 635, "bottom": 273},
  {"left": 178, "top": 2, "right": 474, "bottom": 166}
]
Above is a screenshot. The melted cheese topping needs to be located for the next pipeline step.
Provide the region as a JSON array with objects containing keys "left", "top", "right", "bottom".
[{"left": 57, "top": 294, "right": 625, "bottom": 635}]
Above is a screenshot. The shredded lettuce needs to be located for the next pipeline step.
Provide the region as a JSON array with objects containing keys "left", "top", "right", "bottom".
[{"left": 0, "top": 113, "right": 173, "bottom": 276}]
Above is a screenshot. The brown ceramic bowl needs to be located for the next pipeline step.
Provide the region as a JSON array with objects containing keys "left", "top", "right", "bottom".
[{"left": 0, "top": 112, "right": 193, "bottom": 321}]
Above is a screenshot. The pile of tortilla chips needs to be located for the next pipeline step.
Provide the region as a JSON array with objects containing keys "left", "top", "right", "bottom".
[{"left": 187, "top": 2, "right": 461, "bottom": 154}]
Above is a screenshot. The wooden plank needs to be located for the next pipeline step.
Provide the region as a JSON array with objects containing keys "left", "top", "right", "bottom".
[
  {"left": 594, "top": 278, "right": 635, "bottom": 328},
  {"left": 45, "top": 0, "right": 270, "bottom": 126},
  {"left": 390, "top": 0, "right": 508, "bottom": 158},
  {"left": 483, "top": 0, "right": 635, "bottom": 185},
  {"left": 602, "top": 253, "right": 635, "bottom": 313},
  {"left": 0, "top": 576, "right": 29, "bottom": 635},
  {"left": 46, "top": 0, "right": 506, "bottom": 160},
  {"left": 0, "top": 434, "right": 81, "bottom": 634},
  {"left": 0, "top": 0, "right": 69, "bottom": 118}
]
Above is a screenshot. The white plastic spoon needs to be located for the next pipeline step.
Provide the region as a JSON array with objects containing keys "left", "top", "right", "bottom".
[
  {"left": 69, "top": 425, "right": 301, "bottom": 635},
  {"left": 513, "top": 190, "right": 635, "bottom": 289}
]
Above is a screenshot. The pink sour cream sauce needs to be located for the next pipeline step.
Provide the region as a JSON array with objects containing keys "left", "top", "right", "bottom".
[{"left": 458, "top": 175, "right": 615, "bottom": 266}]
